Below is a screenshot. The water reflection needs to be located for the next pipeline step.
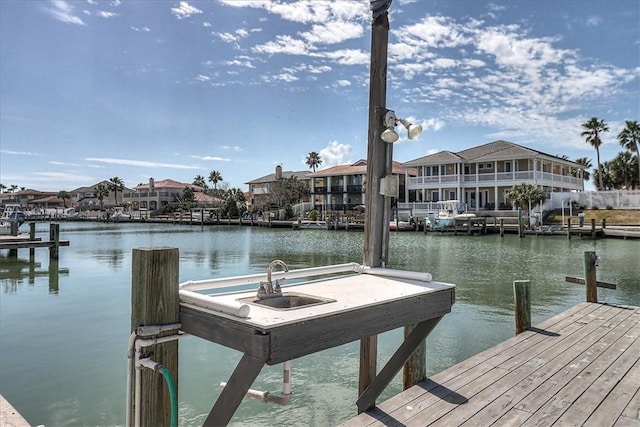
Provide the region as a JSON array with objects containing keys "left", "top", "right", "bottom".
[
  {"left": 1, "top": 222, "right": 638, "bottom": 427},
  {"left": 0, "top": 256, "right": 69, "bottom": 294}
]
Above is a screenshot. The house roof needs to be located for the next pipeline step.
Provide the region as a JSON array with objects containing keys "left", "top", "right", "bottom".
[
  {"left": 403, "top": 151, "right": 463, "bottom": 167},
  {"left": 245, "top": 170, "right": 309, "bottom": 184},
  {"left": 135, "top": 179, "right": 197, "bottom": 190},
  {"left": 405, "top": 140, "right": 582, "bottom": 167},
  {"left": 308, "top": 160, "right": 412, "bottom": 177}
]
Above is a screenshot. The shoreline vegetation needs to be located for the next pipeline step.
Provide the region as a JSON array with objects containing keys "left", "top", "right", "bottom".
[{"left": 19, "top": 208, "right": 640, "bottom": 226}]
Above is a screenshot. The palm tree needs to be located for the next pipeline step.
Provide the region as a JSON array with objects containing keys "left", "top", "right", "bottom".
[
  {"left": 618, "top": 120, "right": 640, "bottom": 188},
  {"left": 305, "top": 151, "right": 322, "bottom": 172},
  {"left": 108, "top": 177, "right": 125, "bottom": 205},
  {"left": 9, "top": 184, "right": 18, "bottom": 193},
  {"left": 573, "top": 157, "right": 592, "bottom": 181},
  {"left": 581, "top": 117, "right": 609, "bottom": 190},
  {"left": 93, "top": 183, "right": 110, "bottom": 209},
  {"left": 208, "top": 170, "right": 223, "bottom": 192},
  {"left": 505, "top": 183, "right": 545, "bottom": 214},
  {"left": 0, "top": 184, "right": 6, "bottom": 193},
  {"left": 57, "top": 190, "right": 72, "bottom": 208},
  {"left": 193, "top": 175, "right": 208, "bottom": 191}
]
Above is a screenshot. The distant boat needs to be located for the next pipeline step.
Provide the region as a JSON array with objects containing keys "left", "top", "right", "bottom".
[
  {"left": 390, "top": 210, "right": 416, "bottom": 231},
  {"left": 0, "top": 204, "right": 26, "bottom": 235},
  {"left": 295, "top": 220, "right": 327, "bottom": 230},
  {"left": 424, "top": 200, "right": 475, "bottom": 231}
]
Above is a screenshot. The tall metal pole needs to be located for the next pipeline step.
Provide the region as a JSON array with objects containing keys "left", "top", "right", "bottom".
[{"left": 360, "top": 0, "right": 391, "bottom": 407}]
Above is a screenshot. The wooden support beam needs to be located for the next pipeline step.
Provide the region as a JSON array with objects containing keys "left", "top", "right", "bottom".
[
  {"left": 357, "top": 317, "right": 442, "bottom": 413},
  {"left": 131, "top": 247, "right": 180, "bottom": 427},
  {"left": 203, "top": 353, "right": 265, "bottom": 427},
  {"left": 514, "top": 280, "right": 531, "bottom": 335},
  {"left": 584, "top": 251, "right": 598, "bottom": 302},
  {"left": 565, "top": 276, "right": 616, "bottom": 290},
  {"left": 403, "top": 324, "right": 426, "bottom": 389}
]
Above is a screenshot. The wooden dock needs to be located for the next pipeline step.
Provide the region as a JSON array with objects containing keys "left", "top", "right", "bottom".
[
  {"left": 341, "top": 302, "right": 640, "bottom": 427},
  {"left": 0, "top": 223, "right": 69, "bottom": 259}
]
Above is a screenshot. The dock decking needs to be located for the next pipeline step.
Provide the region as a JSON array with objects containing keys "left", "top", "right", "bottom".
[{"left": 341, "top": 302, "right": 640, "bottom": 427}]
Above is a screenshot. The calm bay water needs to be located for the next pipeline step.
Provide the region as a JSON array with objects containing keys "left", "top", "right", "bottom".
[{"left": 1, "top": 222, "right": 638, "bottom": 426}]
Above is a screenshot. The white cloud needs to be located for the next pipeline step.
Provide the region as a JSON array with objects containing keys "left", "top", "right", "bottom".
[
  {"left": 131, "top": 26, "right": 151, "bottom": 32},
  {"left": 97, "top": 11, "right": 118, "bottom": 18},
  {"left": 253, "top": 35, "right": 309, "bottom": 55},
  {"left": 171, "top": 1, "right": 202, "bottom": 20},
  {"left": 319, "top": 141, "right": 353, "bottom": 166},
  {"left": 85, "top": 158, "right": 203, "bottom": 169},
  {"left": 45, "top": 0, "right": 86, "bottom": 25},
  {"left": 585, "top": 15, "right": 602, "bottom": 26},
  {"left": 221, "top": 1, "right": 368, "bottom": 24},
  {"left": 191, "top": 155, "right": 231, "bottom": 161},
  {"left": 1, "top": 149, "right": 38, "bottom": 156},
  {"left": 337, "top": 80, "right": 351, "bottom": 86},
  {"left": 300, "top": 21, "right": 363, "bottom": 45},
  {"left": 319, "top": 49, "right": 369, "bottom": 66}
]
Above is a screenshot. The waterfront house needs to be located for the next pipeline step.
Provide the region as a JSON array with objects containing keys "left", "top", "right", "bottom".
[
  {"left": 245, "top": 165, "right": 310, "bottom": 212},
  {"left": 307, "top": 159, "right": 413, "bottom": 212},
  {"left": 125, "top": 178, "right": 203, "bottom": 212},
  {"left": 400, "top": 140, "right": 585, "bottom": 211},
  {"left": 72, "top": 181, "right": 132, "bottom": 209}
]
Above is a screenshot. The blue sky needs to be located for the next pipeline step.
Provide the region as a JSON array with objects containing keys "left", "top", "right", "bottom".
[{"left": 1, "top": 0, "right": 638, "bottom": 192}]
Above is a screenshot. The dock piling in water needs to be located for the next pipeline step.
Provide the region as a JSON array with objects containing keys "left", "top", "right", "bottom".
[
  {"left": 513, "top": 280, "right": 531, "bottom": 335},
  {"left": 131, "top": 247, "right": 179, "bottom": 427}
]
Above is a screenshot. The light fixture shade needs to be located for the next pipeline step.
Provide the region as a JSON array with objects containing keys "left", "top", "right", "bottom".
[
  {"left": 381, "top": 127, "right": 399, "bottom": 143},
  {"left": 407, "top": 124, "right": 423, "bottom": 140},
  {"left": 398, "top": 118, "right": 423, "bottom": 140}
]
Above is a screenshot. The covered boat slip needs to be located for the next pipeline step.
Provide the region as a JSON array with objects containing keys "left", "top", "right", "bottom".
[
  {"left": 178, "top": 267, "right": 455, "bottom": 426},
  {"left": 341, "top": 302, "right": 640, "bottom": 427}
]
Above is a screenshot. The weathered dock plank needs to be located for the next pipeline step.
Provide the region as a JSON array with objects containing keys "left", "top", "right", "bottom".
[{"left": 340, "top": 303, "right": 640, "bottom": 427}]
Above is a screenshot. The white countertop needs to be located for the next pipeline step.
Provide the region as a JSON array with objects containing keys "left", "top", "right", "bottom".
[{"left": 180, "top": 272, "right": 455, "bottom": 329}]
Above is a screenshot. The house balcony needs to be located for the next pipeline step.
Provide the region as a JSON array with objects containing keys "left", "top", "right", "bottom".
[
  {"left": 407, "top": 171, "right": 582, "bottom": 189},
  {"left": 312, "top": 186, "right": 328, "bottom": 194}
]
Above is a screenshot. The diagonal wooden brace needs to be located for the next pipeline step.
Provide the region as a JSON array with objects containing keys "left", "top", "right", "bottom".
[
  {"left": 203, "top": 353, "right": 266, "bottom": 427},
  {"left": 356, "top": 316, "right": 443, "bottom": 413}
]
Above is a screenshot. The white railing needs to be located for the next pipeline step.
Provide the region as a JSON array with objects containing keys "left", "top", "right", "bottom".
[{"left": 407, "top": 170, "right": 582, "bottom": 188}]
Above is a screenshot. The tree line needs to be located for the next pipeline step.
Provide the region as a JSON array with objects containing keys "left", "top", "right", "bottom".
[{"left": 581, "top": 118, "right": 639, "bottom": 190}]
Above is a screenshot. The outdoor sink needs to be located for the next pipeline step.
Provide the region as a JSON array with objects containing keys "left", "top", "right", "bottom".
[{"left": 239, "top": 292, "right": 335, "bottom": 311}]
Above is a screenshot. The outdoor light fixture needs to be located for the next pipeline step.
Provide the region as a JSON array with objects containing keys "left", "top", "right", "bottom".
[{"left": 380, "top": 109, "right": 423, "bottom": 143}]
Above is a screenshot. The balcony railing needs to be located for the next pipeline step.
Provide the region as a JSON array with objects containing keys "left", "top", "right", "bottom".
[{"left": 408, "top": 170, "right": 582, "bottom": 188}]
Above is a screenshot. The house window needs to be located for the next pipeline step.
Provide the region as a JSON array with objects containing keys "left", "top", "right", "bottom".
[
  {"left": 478, "top": 164, "right": 484, "bottom": 170},
  {"left": 431, "top": 191, "right": 439, "bottom": 202},
  {"left": 486, "top": 163, "right": 493, "bottom": 169},
  {"left": 505, "top": 162, "right": 512, "bottom": 172},
  {"left": 432, "top": 166, "right": 439, "bottom": 176},
  {"left": 464, "top": 165, "right": 470, "bottom": 174}
]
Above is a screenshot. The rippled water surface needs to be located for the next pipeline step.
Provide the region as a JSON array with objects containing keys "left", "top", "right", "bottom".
[{"left": 1, "top": 222, "right": 638, "bottom": 426}]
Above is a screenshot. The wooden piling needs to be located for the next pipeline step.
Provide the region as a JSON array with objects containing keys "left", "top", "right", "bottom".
[
  {"left": 131, "top": 247, "right": 179, "bottom": 427},
  {"left": 591, "top": 218, "right": 596, "bottom": 238},
  {"left": 517, "top": 208, "right": 524, "bottom": 238},
  {"left": 29, "top": 223, "right": 36, "bottom": 259},
  {"left": 402, "top": 324, "right": 426, "bottom": 389},
  {"left": 513, "top": 280, "right": 531, "bottom": 335},
  {"left": 49, "top": 223, "right": 60, "bottom": 259},
  {"left": 500, "top": 218, "right": 504, "bottom": 237},
  {"left": 584, "top": 251, "right": 598, "bottom": 303},
  {"left": 602, "top": 218, "right": 606, "bottom": 229},
  {"left": 566, "top": 217, "right": 571, "bottom": 240}
]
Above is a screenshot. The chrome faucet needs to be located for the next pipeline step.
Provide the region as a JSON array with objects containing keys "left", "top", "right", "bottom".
[{"left": 258, "top": 259, "right": 289, "bottom": 298}]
